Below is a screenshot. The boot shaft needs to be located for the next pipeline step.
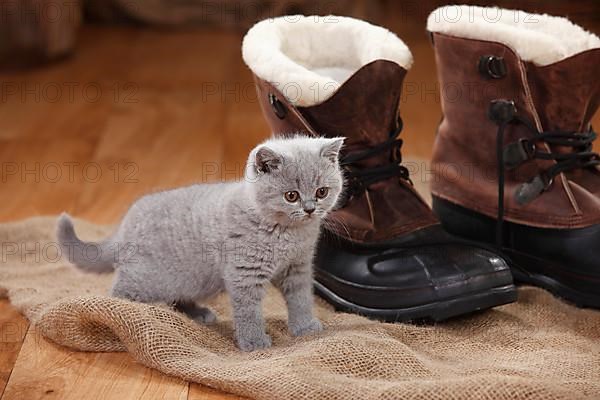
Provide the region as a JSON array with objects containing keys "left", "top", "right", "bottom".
[
  {"left": 254, "top": 60, "right": 405, "bottom": 167},
  {"left": 428, "top": 6, "right": 600, "bottom": 229}
]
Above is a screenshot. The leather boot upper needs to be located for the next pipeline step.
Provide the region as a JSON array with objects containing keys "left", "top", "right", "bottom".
[
  {"left": 428, "top": 6, "right": 600, "bottom": 229},
  {"left": 243, "top": 15, "right": 438, "bottom": 243},
  {"left": 254, "top": 61, "right": 438, "bottom": 242}
]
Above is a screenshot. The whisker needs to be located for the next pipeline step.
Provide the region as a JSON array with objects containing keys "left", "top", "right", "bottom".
[{"left": 324, "top": 215, "right": 352, "bottom": 241}]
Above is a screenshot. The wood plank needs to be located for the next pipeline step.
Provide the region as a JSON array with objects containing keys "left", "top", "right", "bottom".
[
  {"left": 1, "top": 328, "right": 188, "bottom": 400},
  {"left": 73, "top": 88, "right": 229, "bottom": 223},
  {"left": 0, "top": 301, "right": 29, "bottom": 398},
  {"left": 0, "top": 137, "right": 99, "bottom": 222},
  {"left": 188, "top": 384, "right": 247, "bottom": 400}
]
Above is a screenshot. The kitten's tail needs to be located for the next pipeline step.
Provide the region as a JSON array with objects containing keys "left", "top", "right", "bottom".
[{"left": 57, "top": 213, "right": 115, "bottom": 273}]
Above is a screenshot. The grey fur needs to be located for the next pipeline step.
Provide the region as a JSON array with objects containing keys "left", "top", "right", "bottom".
[{"left": 57, "top": 136, "right": 345, "bottom": 351}]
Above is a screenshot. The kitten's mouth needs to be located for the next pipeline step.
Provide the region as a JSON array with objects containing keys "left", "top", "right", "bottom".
[
  {"left": 292, "top": 214, "right": 313, "bottom": 223},
  {"left": 302, "top": 214, "right": 319, "bottom": 222},
  {"left": 289, "top": 212, "right": 320, "bottom": 224}
]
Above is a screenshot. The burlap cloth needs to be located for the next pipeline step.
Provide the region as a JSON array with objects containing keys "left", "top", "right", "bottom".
[{"left": 1, "top": 216, "right": 600, "bottom": 399}]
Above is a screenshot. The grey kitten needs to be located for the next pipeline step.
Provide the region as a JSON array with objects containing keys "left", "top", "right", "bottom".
[{"left": 57, "top": 135, "right": 345, "bottom": 352}]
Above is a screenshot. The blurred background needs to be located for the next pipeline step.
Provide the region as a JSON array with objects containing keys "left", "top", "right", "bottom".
[{"left": 0, "top": 0, "right": 599, "bottom": 224}]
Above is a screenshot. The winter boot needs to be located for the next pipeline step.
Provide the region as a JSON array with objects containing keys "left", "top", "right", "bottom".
[
  {"left": 428, "top": 6, "right": 600, "bottom": 307},
  {"left": 242, "top": 15, "right": 517, "bottom": 321}
]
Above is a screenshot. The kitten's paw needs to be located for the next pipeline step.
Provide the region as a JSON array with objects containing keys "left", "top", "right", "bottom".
[
  {"left": 190, "top": 307, "right": 217, "bottom": 325},
  {"left": 290, "top": 318, "right": 324, "bottom": 337},
  {"left": 236, "top": 333, "right": 272, "bottom": 352},
  {"left": 177, "top": 303, "right": 217, "bottom": 325}
]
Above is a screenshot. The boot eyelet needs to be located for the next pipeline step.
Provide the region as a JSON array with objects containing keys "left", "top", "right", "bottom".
[
  {"left": 503, "top": 138, "right": 535, "bottom": 169},
  {"left": 488, "top": 99, "right": 517, "bottom": 124},
  {"left": 269, "top": 93, "right": 287, "bottom": 119},
  {"left": 479, "top": 55, "right": 507, "bottom": 79}
]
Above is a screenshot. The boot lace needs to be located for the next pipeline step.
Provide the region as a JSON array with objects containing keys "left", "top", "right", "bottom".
[
  {"left": 491, "top": 100, "right": 600, "bottom": 246},
  {"left": 339, "top": 116, "right": 411, "bottom": 196},
  {"left": 337, "top": 117, "right": 412, "bottom": 226}
]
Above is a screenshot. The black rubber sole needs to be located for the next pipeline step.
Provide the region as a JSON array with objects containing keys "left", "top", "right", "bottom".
[
  {"left": 503, "top": 248, "right": 600, "bottom": 308},
  {"left": 432, "top": 196, "right": 600, "bottom": 309},
  {"left": 314, "top": 280, "right": 517, "bottom": 323}
]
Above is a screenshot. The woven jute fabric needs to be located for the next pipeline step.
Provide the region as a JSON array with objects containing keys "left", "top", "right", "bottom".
[{"left": 1, "top": 216, "right": 600, "bottom": 399}]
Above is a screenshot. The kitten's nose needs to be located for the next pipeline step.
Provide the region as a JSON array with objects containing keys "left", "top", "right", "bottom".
[{"left": 303, "top": 201, "right": 316, "bottom": 215}]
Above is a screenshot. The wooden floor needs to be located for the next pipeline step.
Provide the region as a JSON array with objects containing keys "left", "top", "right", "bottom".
[
  {"left": 1, "top": 8, "right": 599, "bottom": 399},
  {"left": 0, "top": 25, "right": 270, "bottom": 400}
]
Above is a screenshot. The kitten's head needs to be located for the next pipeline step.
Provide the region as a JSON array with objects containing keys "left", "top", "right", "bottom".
[{"left": 245, "top": 135, "right": 345, "bottom": 226}]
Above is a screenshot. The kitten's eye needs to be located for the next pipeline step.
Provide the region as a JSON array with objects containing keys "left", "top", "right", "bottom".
[
  {"left": 316, "top": 187, "right": 329, "bottom": 199},
  {"left": 284, "top": 191, "right": 300, "bottom": 203}
]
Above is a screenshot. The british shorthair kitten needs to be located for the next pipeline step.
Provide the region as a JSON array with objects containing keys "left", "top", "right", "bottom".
[{"left": 57, "top": 135, "right": 345, "bottom": 351}]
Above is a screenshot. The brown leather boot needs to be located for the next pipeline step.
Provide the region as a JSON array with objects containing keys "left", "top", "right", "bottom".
[
  {"left": 428, "top": 6, "right": 600, "bottom": 308},
  {"left": 242, "top": 15, "right": 516, "bottom": 321}
]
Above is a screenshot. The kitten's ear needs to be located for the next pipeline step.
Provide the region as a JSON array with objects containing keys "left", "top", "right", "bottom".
[
  {"left": 255, "top": 146, "right": 282, "bottom": 174},
  {"left": 321, "top": 137, "right": 345, "bottom": 163}
]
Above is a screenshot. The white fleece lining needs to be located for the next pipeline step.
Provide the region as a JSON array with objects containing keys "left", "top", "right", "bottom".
[
  {"left": 427, "top": 5, "right": 600, "bottom": 66},
  {"left": 242, "top": 15, "right": 413, "bottom": 107}
]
